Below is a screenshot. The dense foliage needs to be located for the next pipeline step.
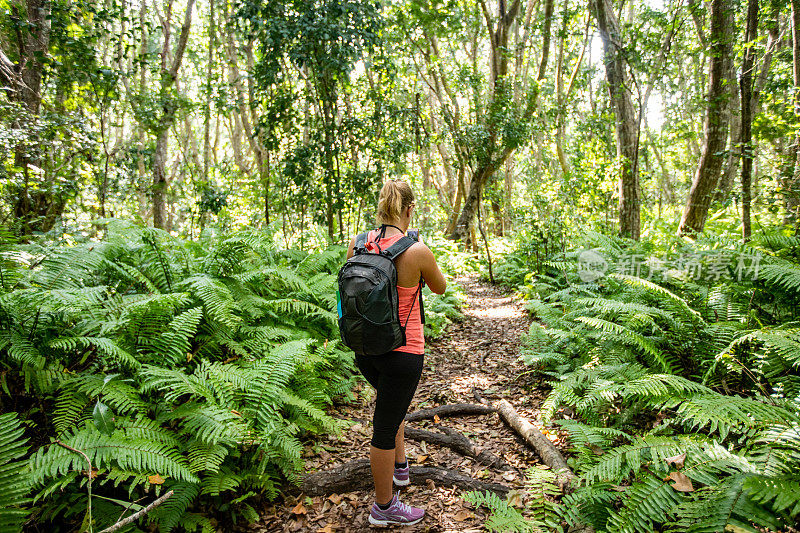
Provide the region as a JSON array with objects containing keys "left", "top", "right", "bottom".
[
  {"left": 3, "top": 0, "right": 799, "bottom": 243},
  {"left": 470, "top": 227, "right": 800, "bottom": 532},
  {"left": 0, "top": 223, "right": 346, "bottom": 530}
]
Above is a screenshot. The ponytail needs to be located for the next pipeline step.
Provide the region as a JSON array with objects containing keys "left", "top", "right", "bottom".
[{"left": 376, "top": 179, "right": 415, "bottom": 225}]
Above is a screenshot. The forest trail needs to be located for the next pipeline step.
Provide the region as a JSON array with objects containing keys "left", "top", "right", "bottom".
[{"left": 254, "top": 276, "right": 556, "bottom": 532}]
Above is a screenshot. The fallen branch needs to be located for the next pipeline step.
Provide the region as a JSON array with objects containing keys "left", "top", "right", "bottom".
[
  {"left": 301, "top": 459, "right": 509, "bottom": 496},
  {"left": 495, "top": 399, "right": 575, "bottom": 490},
  {"left": 404, "top": 425, "right": 508, "bottom": 470},
  {"left": 97, "top": 490, "right": 174, "bottom": 533},
  {"left": 405, "top": 403, "right": 496, "bottom": 422}
]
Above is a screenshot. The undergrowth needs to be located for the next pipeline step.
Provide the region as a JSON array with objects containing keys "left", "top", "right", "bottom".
[
  {"left": 0, "top": 222, "right": 358, "bottom": 531},
  {"left": 469, "top": 227, "right": 800, "bottom": 532}
]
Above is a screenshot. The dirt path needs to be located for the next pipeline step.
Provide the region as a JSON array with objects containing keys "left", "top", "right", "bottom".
[{"left": 253, "top": 276, "right": 551, "bottom": 532}]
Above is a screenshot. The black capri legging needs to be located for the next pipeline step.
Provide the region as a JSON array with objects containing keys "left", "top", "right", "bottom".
[{"left": 355, "top": 351, "right": 424, "bottom": 450}]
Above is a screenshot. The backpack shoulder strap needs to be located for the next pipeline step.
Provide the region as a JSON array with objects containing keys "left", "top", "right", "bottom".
[
  {"left": 353, "top": 231, "right": 370, "bottom": 254},
  {"left": 381, "top": 235, "right": 416, "bottom": 261}
]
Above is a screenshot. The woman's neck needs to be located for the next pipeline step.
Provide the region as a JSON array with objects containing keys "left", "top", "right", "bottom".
[{"left": 381, "top": 221, "right": 408, "bottom": 235}]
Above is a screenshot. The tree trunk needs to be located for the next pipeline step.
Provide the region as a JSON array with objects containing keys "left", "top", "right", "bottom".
[
  {"left": 678, "top": 0, "right": 734, "bottom": 237},
  {"left": 152, "top": 0, "right": 196, "bottom": 230},
  {"left": 789, "top": 0, "right": 800, "bottom": 229},
  {"left": 203, "top": 0, "right": 216, "bottom": 182},
  {"left": 593, "top": 0, "right": 640, "bottom": 240},
  {"left": 740, "top": 0, "right": 758, "bottom": 242},
  {"left": 8, "top": 0, "right": 53, "bottom": 236},
  {"left": 450, "top": 0, "right": 545, "bottom": 241},
  {"left": 717, "top": 65, "right": 741, "bottom": 201}
]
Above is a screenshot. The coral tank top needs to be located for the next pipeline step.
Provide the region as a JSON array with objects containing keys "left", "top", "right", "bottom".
[{"left": 365, "top": 230, "right": 425, "bottom": 355}]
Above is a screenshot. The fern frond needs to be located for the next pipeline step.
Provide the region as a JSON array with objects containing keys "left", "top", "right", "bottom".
[
  {"left": 668, "top": 475, "right": 779, "bottom": 533},
  {"left": 180, "top": 274, "right": 240, "bottom": 328},
  {"left": 0, "top": 412, "right": 30, "bottom": 532},
  {"left": 146, "top": 482, "right": 200, "bottom": 532},
  {"left": 743, "top": 475, "right": 800, "bottom": 517},
  {"left": 463, "top": 490, "right": 539, "bottom": 533},
  {"left": 667, "top": 394, "right": 794, "bottom": 438},
  {"left": 48, "top": 336, "right": 139, "bottom": 368},
  {"left": 758, "top": 261, "right": 800, "bottom": 294},
  {"left": 606, "top": 470, "right": 682, "bottom": 533},
  {"left": 167, "top": 403, "right": 248, "bottom": 446},
  {"left": 576, "top": 316, "right": 673, "bottom": 372},
  {"left": 31, "top": 425, "right": 197, "bottom": 485},
  {"left": 200, "top": 467, "right": 242, "bottom": 496},
  {"left": 609, "top": 274, "right": 703, "bottom": 323}
]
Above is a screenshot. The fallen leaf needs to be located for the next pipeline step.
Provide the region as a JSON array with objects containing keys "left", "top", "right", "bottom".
[
  {"left": 433, "top": 414, "right": 441, "bottom": 424},
  {"left": 416, "top": 454, "right": 428, "bottom": 464},
  {"left": 148, "top": 474, "right": 165, "bottom": 485},
  {"left": 328, "top": 494, "right": 342, "bottom": 505},
  {"left": 587, "top": 443, "right": 605, "bottom": 456},
  {"left": 291, "top": 502, "right": 308, "bottom": 515},
  {"left": 317, "top": 525, "right": 334, "bottom": 533},
  {"left": 507, "top": 490, "right": 524, "bottom": 508},
  {"left": 502, "top": 471, "right": 516, "bottom": 482},
  {"left": 665, "top": 452, "right": 687, "bottom": 469},
  {"left": 426, "top": 479, "right": 436, "bottom": 490},
  {"left": 454, "top": 510, "right": 474, "bottom": 521},
  {"left": 667, "top": 471, "right": 694, "bottom": 492}
]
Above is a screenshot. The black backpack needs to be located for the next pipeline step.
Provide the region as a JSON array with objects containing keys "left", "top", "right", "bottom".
[{"left": 337, "top": 226, "right": 425, "bottom": 356}]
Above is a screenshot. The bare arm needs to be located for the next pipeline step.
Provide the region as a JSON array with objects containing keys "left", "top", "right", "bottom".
[
  {"left": 346, "top": 238, "right": 356, "bottom": 260},
  {"left": 418, "top": 245, "right": 447, "bottom": 294}
]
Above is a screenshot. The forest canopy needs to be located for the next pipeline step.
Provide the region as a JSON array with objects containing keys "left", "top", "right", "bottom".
[{"left": 2, "top": 0, "right": 798, "bottom": 243}]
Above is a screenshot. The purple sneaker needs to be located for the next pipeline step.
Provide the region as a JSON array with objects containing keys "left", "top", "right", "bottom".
[
  {"left": 393, "top": 463, "right": 410, "bottom": 486},
  {"left": 369, "top": 493, "right": 425, "bottom": 526}
]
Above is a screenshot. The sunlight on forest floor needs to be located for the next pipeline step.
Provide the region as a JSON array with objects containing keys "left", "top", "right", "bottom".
[
  {"left": 448, "top": 374, "right": 493, "bottom": 396},
  {"left": 467, "top": 304, "right": 526, "bottom": 320}
]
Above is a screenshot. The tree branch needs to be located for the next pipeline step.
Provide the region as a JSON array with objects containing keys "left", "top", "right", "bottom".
[{"left": 168, "top": 0, "right": 196, "bottom": 79}]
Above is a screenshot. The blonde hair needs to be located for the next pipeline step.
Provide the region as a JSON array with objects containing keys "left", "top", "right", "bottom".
[{"left": 376, "top": 179, "right": 415, "bottom": 225}]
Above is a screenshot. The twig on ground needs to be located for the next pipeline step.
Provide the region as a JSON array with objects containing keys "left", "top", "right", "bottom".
[
  {"left": 96, "top": 490, "right": 174, "bottom": 533},
  {"left": 404, "top": 425, "right": 509, "bottom": 470},
  {"left": 405, "top": 403, "right": 497, "bottom": 422}
]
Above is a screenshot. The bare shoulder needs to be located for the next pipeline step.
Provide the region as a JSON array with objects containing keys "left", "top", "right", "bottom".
[{"left": 408, "top": 241, "right": 435, "bottom": 262}]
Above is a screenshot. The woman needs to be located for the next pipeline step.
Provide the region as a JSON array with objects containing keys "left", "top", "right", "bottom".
[{"left": 346, "top": 179, "right": 447, "bottom": 526}]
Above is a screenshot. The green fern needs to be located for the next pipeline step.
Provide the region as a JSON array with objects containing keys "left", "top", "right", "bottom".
[
  {"left": 463, "top": 490, "right": 541, "bottom": 533},
  {"left": 0, "top": 412, "right": 31, "bottom": 533}
]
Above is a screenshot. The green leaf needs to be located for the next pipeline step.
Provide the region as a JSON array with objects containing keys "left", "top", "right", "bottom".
[{"left": 92, "top": 401, "right": 115, "bottom": 435}]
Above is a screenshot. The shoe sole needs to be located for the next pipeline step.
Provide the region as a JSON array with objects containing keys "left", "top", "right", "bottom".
[
  {"left": 393, "top": 475, "right": 410, "bottom": 486},
  {"left": 368, "top": 515, "right": 423, "bottom": 527}
]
